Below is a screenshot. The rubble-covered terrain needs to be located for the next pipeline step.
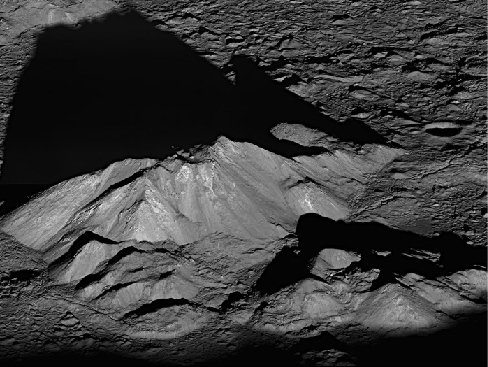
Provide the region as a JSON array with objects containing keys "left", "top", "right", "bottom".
[{"left": 0, "top": 0, "right": 486, "bottom": 366}]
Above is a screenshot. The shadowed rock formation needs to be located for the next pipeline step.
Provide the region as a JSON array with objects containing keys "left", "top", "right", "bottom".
[{"left": 0, "top": 8, "right": 389, "bottom": 190}]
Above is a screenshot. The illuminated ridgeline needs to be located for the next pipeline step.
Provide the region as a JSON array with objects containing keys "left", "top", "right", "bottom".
[{"left": 0, "top": 136, "right": 400, "bottom": 251}]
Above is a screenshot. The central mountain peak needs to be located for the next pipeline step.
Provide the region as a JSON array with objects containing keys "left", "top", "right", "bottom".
[{"left": 0, "top": 136, "right": 401, "bottom": 252}]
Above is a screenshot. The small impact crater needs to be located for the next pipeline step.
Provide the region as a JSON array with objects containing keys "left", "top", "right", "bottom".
[{"left": 424, "top": 122, "right": 462, "bottom": 137}]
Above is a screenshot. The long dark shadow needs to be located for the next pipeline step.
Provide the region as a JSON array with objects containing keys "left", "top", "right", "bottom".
[
  {"left": 255, "top": 213, "right": 487, "bottom": 295},
  {"left": 0, "top": 7, "right": 388, "bottom": 215},
  {"left": 0, "top": 8, "right": 236, "bottom": 187},
  {"left": 229, "top": 55, "right": 389, "bottom": 146},
  {"left": 47, "top": 230, "right": 118, "bottom": 274}
]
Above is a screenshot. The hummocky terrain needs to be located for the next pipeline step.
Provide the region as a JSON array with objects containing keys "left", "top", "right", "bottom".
[{"left": 0, "top": 1, "right": 486, "bottom": 366}]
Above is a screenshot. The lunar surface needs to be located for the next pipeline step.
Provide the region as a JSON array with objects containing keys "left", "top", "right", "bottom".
[{"left": 0, "top": 1, "right": 486, "bottom": 366}]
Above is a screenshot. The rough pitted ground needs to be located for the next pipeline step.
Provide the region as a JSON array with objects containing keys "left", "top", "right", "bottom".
[{"left": 0, "top": 0, "right": 486, "bottom": 366}]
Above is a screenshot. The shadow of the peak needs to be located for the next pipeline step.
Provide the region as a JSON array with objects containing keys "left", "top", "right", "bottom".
[
  {"left": 255, "top": 213, "right": 487, "bottom": 295},
  {"left": 230, "top": 55, "right": 389, "bottom": 146},
  {"left": 1, "top": 8, "right": 236, "bottom": 187},
  {"left": 1, "top": 6, "right": 386, "bottom": 193}
]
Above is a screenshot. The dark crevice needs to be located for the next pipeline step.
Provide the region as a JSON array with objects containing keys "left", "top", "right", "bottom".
[
  {"left": 48, "top": 231, "right": 118, "bottom": 273},
  {"left": 122, "top": 298, "right": 191, "bottom": 319},
  {"left": 197, "top": 25, "right": 220, "bottom": 36},
  {"left": 254, "top": 301, "right": 269, "bottom": 314},
  {"left": 401, "top": 62, "right": 421, "bottom": 73},
  {"left": 281, "top": 177, "right": 324, "bottom": 191},
  {"left": 79, "top": 271, "right": 173, "bottom": 300},
  {"left": 419, "top": 26, "right": 462, "bottom": 42},
  {"left": 331, "top": 14, "right": 350, "bottom": 21},
  {"left": 220, "top": 291, "right": 244, "bottom": 312},
  {"left": 462, "top": 294, "right": 488, "bottom": 305},
  {"left": 8, "top": 269, "right": 40, "bottom": 281},
  {"left": 90, "top": 270, "right": 173, "bottom": 301},
  {"left": 157, "top": 270, "right": 174, "bottom": 280},
  {"left": 74, "top": 269, "right": 109, "bottom": 291},
  {"left": 98, "top": 167, "right": 154, "bottom": 199},
  {"left": 254, "top": 213, "right": 487, "bottom": 295},
  {"left": 107, "top": 246, "right": 145, "bottom": 266},
  {"left": 74, "top": 246, "right": 145, "bottom": 290},
  {"left": 92, "top": 281, "right": 142, "bottom": 301},
  {"left": 76, "top": 167, "right": 155, "bottom": 216},
  {"left": 424, "top": 127, "right": 462, "bottom": 137},
  {"left": 274, "top": 34, "right": 293, "bottom": 49}
]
